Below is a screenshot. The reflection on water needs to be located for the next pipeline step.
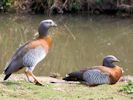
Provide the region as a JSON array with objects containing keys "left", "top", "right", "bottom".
[{"left": 0, "top": 14, "right": 133, "bottom": 76}]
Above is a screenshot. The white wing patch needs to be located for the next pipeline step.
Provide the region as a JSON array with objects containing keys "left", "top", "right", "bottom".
[
  {"left": 23, "top": 46, "right": 46, "bottom": 71},
  {"left": 83, "top": 69, "right": 110, "bottom": 85}
]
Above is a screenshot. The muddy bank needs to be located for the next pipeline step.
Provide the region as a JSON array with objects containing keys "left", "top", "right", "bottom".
[
  {"left": 0, "top": 74, "right": 79, "bottom": 84},
  {"left": 0, "top": 74, "right": 133, "bottom": 84}
]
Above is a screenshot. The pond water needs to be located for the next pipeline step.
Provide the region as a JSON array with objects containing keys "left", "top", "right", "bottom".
[{"left": 0, "top": 14, "right": 133, "bottom": 76}]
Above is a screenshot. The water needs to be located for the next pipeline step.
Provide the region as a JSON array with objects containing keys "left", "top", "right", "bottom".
[{"left": 0, "top": 14, "right": 133, "bottom": 76}]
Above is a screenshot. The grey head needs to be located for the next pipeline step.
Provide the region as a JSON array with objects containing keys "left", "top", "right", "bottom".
[
  {"left": 38, "top": 19, "right": 57, "bottom": 37},
  {"left": 102, "top": 55, "right": 119, "bottom": 68}
]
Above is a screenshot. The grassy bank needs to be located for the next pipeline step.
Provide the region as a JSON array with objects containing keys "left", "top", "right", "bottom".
[
  {"left": 0, "top": 74, "right": 133, "bottom": 100},
  {"left": 1, "top": 0, "right": 133, "bottom": 15}
]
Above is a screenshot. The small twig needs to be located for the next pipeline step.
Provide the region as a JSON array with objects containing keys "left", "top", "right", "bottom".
[
  {"left": 115, "top": 92, "right": 132, "bottom": 98},
  {"left": 64, "top": 24, "right": 76, "bottom": 40},
  {"left": 63, "top": 0, "right": 68, "bottom": 8}
]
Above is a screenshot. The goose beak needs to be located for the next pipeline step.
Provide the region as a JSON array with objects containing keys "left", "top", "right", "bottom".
[
  {"left": 52, "top": 22, "right": 57, "bottom": 27},
  {"left": 115, "top": 59, "right": 120, "bottom": 62}
]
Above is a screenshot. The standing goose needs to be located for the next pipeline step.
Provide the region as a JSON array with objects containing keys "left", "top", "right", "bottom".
[
  {"left": 63, "top": 55, "right": 123, "bottom": 86},
  {"left": 4, "top": 19, "right": 57, "bottom": 85}
]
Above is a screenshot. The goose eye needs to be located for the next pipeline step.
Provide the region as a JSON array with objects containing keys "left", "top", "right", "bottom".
[
  {"left": 49, "top": 22, "right": 52, "bottom": 24},
  {"left": 44, "top": 21, "right": 48, "bottom": 24}
]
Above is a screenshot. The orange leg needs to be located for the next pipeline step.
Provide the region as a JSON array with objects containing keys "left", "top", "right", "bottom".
[
  {"left": 25, "top": 70, "right": 43, "bottom": 86},
  {"left": 25, "top": 71, "right": 34, "bottom": 83}
]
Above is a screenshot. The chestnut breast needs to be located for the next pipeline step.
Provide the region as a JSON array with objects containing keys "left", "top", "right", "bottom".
[
  {"left": 97, "top": 66, "right": 122, "bottom": 84},
  {"left": 28, "top": 35, "right": 52, "bottom": 53}
]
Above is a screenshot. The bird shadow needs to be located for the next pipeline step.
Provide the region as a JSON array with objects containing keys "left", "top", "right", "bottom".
[{"left": 0, "top": 81, "right": 21, "bottom": 86}]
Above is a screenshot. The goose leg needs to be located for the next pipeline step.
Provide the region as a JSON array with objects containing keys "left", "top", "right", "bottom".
[
  {"left": 25, "top": 70, "right": 43, "bottom": 86},
  {"left": 25, "top": 71, "right": 33, "bottom": 83}
]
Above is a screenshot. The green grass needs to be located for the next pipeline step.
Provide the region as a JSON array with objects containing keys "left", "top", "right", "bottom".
[
  {"left": 0, "top": 79, "right": 133, "bottom": 100},
  {"left": 120, "top": 81, "right": 133, "bottom": 94}
]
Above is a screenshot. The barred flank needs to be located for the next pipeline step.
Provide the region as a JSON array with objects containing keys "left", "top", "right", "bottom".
[{"left": 83, "top": 69, "right": 110, "bottom": 85}]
